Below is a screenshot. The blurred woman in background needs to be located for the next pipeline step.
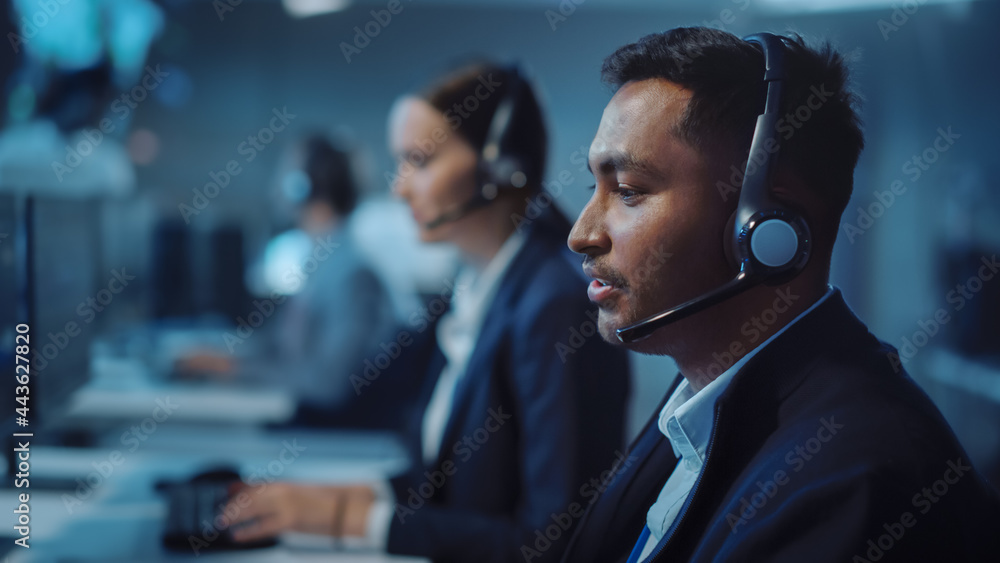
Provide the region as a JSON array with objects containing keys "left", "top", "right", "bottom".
[{"left": 227, "top": 62, "right": 630, "bottom": 563}]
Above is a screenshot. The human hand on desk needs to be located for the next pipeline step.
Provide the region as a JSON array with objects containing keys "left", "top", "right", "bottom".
[
  {"left": 174, "top": 351, "right": 236, "bottom": 378},
  {"left": 225, "top": 483, "right": 376, "bottom": 542}
]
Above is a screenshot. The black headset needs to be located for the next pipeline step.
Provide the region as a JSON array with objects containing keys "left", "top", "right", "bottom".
[
  {"left": 616, "top": 32, "right": 812, "bottom": 344},
  {"left": 424, "top": 64, "right": 533, "bottom": 230}
]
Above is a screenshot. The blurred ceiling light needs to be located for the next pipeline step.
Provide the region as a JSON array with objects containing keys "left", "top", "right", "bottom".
[
  {"left": 756, "top": 0, "right": 975, "bottom": 13},
  {"left": 282, "top": 0, "right": 352, "bottom": 18}
]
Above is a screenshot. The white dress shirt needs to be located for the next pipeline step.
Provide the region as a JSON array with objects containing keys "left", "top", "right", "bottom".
[
  {"left": 637, "top": 286, "right": 834, "bottom": 561},
  {"left": 362, "top": 230, "right": 527, "bottom": 550}
]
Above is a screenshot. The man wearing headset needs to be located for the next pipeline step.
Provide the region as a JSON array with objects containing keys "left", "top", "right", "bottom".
[{"left": 562, "top": 27, "right": 1000, "bottom": 562}]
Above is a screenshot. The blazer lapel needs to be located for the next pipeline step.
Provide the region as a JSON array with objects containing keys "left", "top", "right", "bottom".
[
  {"left": 565, "top": 375, "right": 683, "bottom": 562},
  {"left": 431, "top": 233, "right": 536, "bottom": 468},
  {"left": 645, "top": 291, "right": 869, "bottom": 561}
]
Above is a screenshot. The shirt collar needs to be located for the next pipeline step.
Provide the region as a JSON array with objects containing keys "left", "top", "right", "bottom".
[{"left": 657, "top": 285, "right": 836, "bottom": 465}]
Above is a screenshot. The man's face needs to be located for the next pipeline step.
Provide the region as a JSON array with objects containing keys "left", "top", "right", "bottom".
[{"left": 568, "top": 78, "right": 734, "bottom": 352}]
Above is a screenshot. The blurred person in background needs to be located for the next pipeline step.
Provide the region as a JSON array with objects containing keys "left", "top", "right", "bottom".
[
  {"left": 177, "top": 135, "right": 400, "bottom": 426},
  {"left": 224, "top": 61, "right": 630, "bottom": 563}
]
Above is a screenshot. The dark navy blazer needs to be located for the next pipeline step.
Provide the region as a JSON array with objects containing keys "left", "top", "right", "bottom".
[
  {"left": 562, "top": 289, "right": 1000, "bottom": 563},
  {"left": 373, "top": 206, "right": 630, "bottom": 563}
]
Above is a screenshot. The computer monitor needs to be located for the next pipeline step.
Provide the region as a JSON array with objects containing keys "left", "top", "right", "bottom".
[
  {"left": 11, "top": 195, "right": 103, "bottom": 436},
  {"left": 0, "top": 194, "right": 30, "bottom": 438},
  {"left": 150, "top": 221, "right": 252, "bottom": 320}
]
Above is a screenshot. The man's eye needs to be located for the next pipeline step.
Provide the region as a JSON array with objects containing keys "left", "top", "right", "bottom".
[{"left": 614, "top": 184, "right": 641, "bottom": 203}]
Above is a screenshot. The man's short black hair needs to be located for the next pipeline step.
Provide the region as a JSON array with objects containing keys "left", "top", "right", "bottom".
[
  {"left": 301, "top": 135, "right": 358, "bottom": 216},
  {"left": 601, "top": 27, "right": 864, "bottom": 221}
]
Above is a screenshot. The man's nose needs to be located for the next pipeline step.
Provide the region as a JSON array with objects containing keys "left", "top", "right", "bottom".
[{"left": 568, "top": 196, "right": 609, "bottom": 256}]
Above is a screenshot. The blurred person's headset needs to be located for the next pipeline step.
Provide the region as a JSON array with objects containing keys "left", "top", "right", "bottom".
[
  {"left": 424, "top": 64, "right": 534, "bottom": 230},
  {"left": 617, "top": 32, "right": 812, "bottom": 343}
]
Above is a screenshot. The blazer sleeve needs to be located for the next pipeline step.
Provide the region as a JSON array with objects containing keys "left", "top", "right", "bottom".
[{"left": 386, "top": 287, "right": 603, "bottom": 563}]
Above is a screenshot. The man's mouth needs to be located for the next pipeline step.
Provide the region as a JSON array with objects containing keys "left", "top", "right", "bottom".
[
  {"left": 583, "top": 265, "right": 624, "bottom": 304},
  {"left": 587, "top": 279, "right": 619, "bottom": 303}
]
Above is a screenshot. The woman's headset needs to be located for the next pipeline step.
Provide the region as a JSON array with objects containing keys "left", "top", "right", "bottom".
[{"left": 423, "top": 64, "right": 534, "bottom": 229}]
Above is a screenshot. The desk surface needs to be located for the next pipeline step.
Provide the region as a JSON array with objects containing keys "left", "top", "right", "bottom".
[
  {"left": 1, "top": 431, "right": 426, "bottom": 562},
  {"left": 66, "top": 381, "right": 297, "bottom": 425}
]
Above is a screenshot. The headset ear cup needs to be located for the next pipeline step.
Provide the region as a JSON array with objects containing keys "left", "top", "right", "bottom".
[
  {"left": 723, "top": 209, "right": 739, "bottom": 272},
  {"left": 479, "top": 155, "right": 529, "bottom": 196},
  {"left": 478, "top": 139, "right": 508, "bottom": 198}
]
